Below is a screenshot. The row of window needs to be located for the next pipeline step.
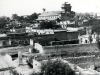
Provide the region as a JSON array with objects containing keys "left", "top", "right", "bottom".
[{"left": 39, "top": 16, "right": 60, "bottom": 19}]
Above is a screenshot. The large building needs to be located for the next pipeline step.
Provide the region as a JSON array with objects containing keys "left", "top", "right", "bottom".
[
  {"left": 37, "top": 11, "right": 62, "bottom": 21},
  {"left": 37, "top": 2, "right": 75, "bottom": 22}
]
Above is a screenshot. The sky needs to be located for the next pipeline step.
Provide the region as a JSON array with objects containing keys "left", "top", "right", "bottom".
[{"left": 0, "top": 0, "right": 100, "bottom": 17}]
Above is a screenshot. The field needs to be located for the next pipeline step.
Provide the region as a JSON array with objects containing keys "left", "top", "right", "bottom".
[{"left": 44, "top": 43, "right": 99, "bottom": 53}]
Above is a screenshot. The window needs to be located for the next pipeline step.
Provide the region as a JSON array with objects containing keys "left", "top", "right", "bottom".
[
  {"left": 80, "top": 38, "right": 82, "bottom": 43},
  {"left": 85, "top": 40, "right": 87, "bottom": 43}
]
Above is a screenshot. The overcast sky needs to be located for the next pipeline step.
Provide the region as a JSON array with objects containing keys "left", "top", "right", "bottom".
[{"left": 0, "top": 0, "right": 100, "bottom": 17}]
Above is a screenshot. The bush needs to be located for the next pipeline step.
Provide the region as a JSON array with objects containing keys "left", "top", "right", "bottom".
[{"left": 41, "top": 59, "right": 75, "bottom": 75}]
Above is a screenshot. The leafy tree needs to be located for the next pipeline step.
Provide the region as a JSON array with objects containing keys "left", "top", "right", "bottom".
[
  {"left": 40, "top": 59, "right": 75, "bottom": 75},
  {"left": 96, "top": 34, "right": 100, "bottom": 50},
  {"left": 0, "top": 16, "right": 8, "bottom": 29},
  {"left": 96, "top": 34, "right": 99, "bottom": 42},
  {"left": 88, "top": 34, "right": 92, "bottom": 43},
  {"left": 73, "top": 13, "right": 97, "bottom": 27},
  {"left": 18, "top": 16, "right": 25, "bottom": 22},
  {"left": 12, "top": 14, "right": 19, "bottom": 20},
  {"left": 28, "top": 13, "right": 38, "bottom": 23},
  {"left": 39, "top": 21, "right": 60, "bottom": 29}
]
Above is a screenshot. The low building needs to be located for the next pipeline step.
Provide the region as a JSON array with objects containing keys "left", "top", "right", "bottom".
[
  {"left": 10, "top": 28, "right": 26, "bottom": 33},
  {"left": 78, "top": 35, "right": 90, "bottom": 44},
  {"left": 26, "top": 27, "right": 54, "bottom": 35},
  {"left": 78, "top": 32, "right": 98, "bottom": 44},
  {"left": 54, "top": 29, "right": 79, "bottom": 41},
  {"left": 0, "top": 34, "right": 11, "bottom": 47}
]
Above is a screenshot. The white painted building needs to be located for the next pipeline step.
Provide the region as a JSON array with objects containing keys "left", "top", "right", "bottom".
[
  {"left": 78, "top": 32, "right": 99, "bottom": 44},
  {"left": 78, "top": 35, "right": 90, "bottom": 44},
  {"left": 37, "top": 11, "right": 62, "bottom": 21},
  {"left": 26, "top": 27, "right": 54, "bottom": 35}
]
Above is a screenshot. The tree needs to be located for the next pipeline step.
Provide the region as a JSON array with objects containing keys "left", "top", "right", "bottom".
[
  {"left": 96, "top": 34, "right": 100, "bottom": 50},
  {"left": 0, "top": 16, "right": 8, "bottom": 29},
  {"left": 12, "top": 14, "right": 19, "bottom": 20},
  {"left": 28, "top": 13, "right": 38, "bottom": 23},
  {"left": 88, "top": 34, "right": 92, "bottom": 43},
  {"left": 39, "top": 21, "right": 61, "bottom": 29},
  {"left": 39, "top": 21, "right": 54, "bottom": 29},
  {"left": 40, "top": 59, "right": 75, "bottom": 75},
  {"left": 96, "top": 34, "right": 99, "bottom": 42}
]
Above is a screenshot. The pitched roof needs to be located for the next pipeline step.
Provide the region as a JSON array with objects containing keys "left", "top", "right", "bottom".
[{"left": 39, "top": 11, "right": 62, "bottom": 17}]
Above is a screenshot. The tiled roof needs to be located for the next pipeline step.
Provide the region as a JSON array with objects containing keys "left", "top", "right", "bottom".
[{"left": 39, "top": 11, "right": 62, "bottom": 16}]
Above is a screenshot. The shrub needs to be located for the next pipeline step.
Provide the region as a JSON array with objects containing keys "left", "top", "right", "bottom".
[{"left": 41, "top": 59, "right": 75, "bottom": 75}]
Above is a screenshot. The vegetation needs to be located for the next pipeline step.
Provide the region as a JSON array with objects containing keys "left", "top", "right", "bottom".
[
  {"left": 10, "top": 70, "right": 20, "bottom": 75},
  {"left": 41, "top": 60, "right": 75, "bottom": 75},
  {"left": 31, "top": 59, "right": 75, "bottom": 75},
  {"left": 0, "top": 13, "right": 39, "bottom": 30},
  {"left": 12, "top": 13, "right": 38, "bottom": 23},
  {"left": 0, "top": 12, "right": 99, "bottom": 33},
  {"left": 88, "top": 34, "right": 92, "bottom": 43},
  {"left": 0, "top": 16, "right": 10, "bottom": 29},
  {"left": 97, "top": 41, "right": 100, "bottom": 50},
  {"left": 39, "top": 21, "right": 61, "bottom": 29}
]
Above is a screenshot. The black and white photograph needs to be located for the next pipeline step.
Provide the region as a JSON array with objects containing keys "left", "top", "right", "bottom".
[{"left": 0, "top": 0, "right": 100, "bottom": 75}]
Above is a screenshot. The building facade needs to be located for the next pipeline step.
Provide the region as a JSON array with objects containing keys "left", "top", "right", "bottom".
[
  {"left": 37, "top": 11, "right": 62, "bottom": 21},
  {"left": 37, "top": 2, "right": 75, "bottom": 29},
  {"left": 78, "top": 32, "right": 99, "bottom": 44}
]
